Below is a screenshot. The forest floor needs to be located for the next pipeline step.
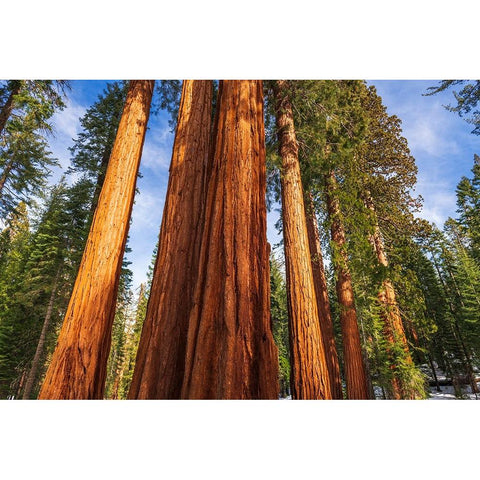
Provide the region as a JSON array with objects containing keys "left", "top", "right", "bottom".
[
  {"left": 428, "top": 384, "right": 479, "bottom": 400},
  {"left": 423, "top": 363, "right": 480, "bottom": 400}
]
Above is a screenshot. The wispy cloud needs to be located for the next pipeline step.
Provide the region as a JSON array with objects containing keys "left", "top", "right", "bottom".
[
  {"left": 47, "top": 98, "right": 87, "bottom": 181},
  {"left": 371, "top": 80, "right": 478, "bottom": 228}
]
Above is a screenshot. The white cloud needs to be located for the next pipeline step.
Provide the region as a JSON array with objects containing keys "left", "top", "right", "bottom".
[
  {"left": 140, "top": 137, "right": 171, "bottom": 171},
  {"left": 47, "top": 98, "right": 87, "bottom": 182},
  {"left": 128, "top": 188, "right": 165, "bottom": 287}
]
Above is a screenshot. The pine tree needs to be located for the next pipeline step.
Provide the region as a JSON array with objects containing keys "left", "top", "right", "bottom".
[
  {"left": 270, "top": 253, "right": 290, "bottom": 397},
  {"left": 0, "top": 81, "right": 68, "bottom": 218},
  {"left": 0, "top": 203, "right": 31, "bottom": 397},
  {"left": 68, "top": 81, "right": 128, "bottom": 219},
  {"left": 425, "top": 81, "right": 480, "bottom": 135}
]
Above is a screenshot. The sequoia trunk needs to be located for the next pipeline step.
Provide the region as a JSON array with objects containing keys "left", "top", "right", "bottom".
[
  {"left": 0, "top": 81, "right": 22, "bottom": 135},
  {"left": 273, "top": 80, "right": 332, "bottom": 400},
  {"left": 325, "top": 170, "right": 369, "bottom": 399},
  {"left": 38, "top": 80, "right": 154, "bottom": 399},
  {"left": 128, "top": 80, "right": 213, "bottom": 399},
  {"left": 305, "top": 192, "right": 343, "bottom": 399},
  {"left": 181, "top": 80, "right": 278, "bottom": 399}
]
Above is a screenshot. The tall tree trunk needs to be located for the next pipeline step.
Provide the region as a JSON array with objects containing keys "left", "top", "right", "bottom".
[
  {"left": 427, "top": 354, "right": 441, "bottom": 392},
  {"left": 0, "top": 160, "right": 14, "bottom": 197},
  {"left": 38, "top": 80, "right": 154, "bottom": 399},
  {"left": 304, "top": 192, "right": 343, "bottom": 399},
  {"left": 364, "top": 193, "right": 416, "bottom": 399},
  {"left": 181, "top": 80, "right": 278, "bottom": 399},
  {"left": 128, "top": 80, "right": 214, "bottom": 399},
  {"left": 89, "top": 147, "right": 113, "bottom": 218},
  {"left": 273, "top": 80, "right": 332, "bottom": 400},
  {"left": 22, "top": 269, "right": 61, "bottom": 399},
  {"left": 0, "top": 81, "right": 22, "bottom": 135},
  {"left": 325, "top": 170, "right": 369, "bottom": 399}
]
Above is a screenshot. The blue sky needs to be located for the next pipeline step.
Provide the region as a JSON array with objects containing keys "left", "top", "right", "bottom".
[{"left": 46, "top": 80, "right": 479, "bottom": 289}]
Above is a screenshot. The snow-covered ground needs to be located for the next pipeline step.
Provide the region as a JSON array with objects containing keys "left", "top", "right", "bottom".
[{"left": 428, "top": 384, "right": 480, "bottom": 400}]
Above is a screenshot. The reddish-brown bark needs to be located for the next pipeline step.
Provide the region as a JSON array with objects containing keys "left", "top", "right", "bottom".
[
  {"left": 38, "top": 80, "right": 154, "bottom": 399},
  {"left": 305, "top": 192, "right": 343, "bottom": 399},
  {"left": 180, "top": 80, "right": 278, "bottom": 399},
  {"left": 128, "top": 80, "right": 213, "bottom": 399},
  {"left": 0, "top": 81, "right": 22, "bottom": 135},
  {"left": 325, "top": 171, "right": 369, "bottom": 399},
  {"left": 273, "top": 80, "right": 332, "bottom": 400}
]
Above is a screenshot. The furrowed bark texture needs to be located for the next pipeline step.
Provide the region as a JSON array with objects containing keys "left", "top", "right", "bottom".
[
  {"left": 305, "top": 193, "right": 343, "bottom": 399},
  {"left": 128, "top": 80, "right": 213, "bottom": 399},
  {"left": 365, "top": 194, "right": 415, "bottom": 399},
  {"left": 38, "top": 80, "right": 154, "bottom": 399},
  {"left": 273, "top": 80, "right": 332, "bottom": 400},
  {"left": 181, "top": 80, "right": 278, "bottom": 399},
  {"left": 325, "top": 171, "right": 369, "bottom": 399}
]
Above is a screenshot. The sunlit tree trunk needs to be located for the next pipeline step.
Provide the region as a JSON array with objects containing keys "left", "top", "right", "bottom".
[
  {"left": 38, "top": 80, "right": 154, "bottom": 399},
  {"left": 181, "top": 80, "right": 278, "bottom": 399},
  {"left": 325, "top": 170, "right": 369, "bottom": 399},
  {"left": 128, "top": 80, "right": 214, "bottom": 399},
  {"left": 304, "top": 192, "right": 343, "bottom": 399},
  {"left": 273, "top": 80, "right": 332, "bottom": 400}
]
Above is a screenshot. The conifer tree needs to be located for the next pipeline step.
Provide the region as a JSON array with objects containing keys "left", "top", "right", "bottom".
[
  {"left": 68, "top": 81, "right": 128, "bottom": 219},
  {"left": 0, "top": 203, "right": 31, "bottom": 397},
  {"left": 181, "top": 80, "right": 278, "bottom": 399},
  {"left": 38, "top": 80, "right": 154, "bottom": 399},
  {"left": 272, "top": 80, "right": 332, "bottom": 399},
  {"left": 0, "top": 81, "right": 67, "bottom": 218},
  {"left": 129, "top": 80, "right": 214, "bottom": 399},
  {"left": 304, "top": 192, "right": 343, "bottom": 399},
  {"left": 270, "top": 253, "right": 290, "bottom": 397},
  {"left": 426, "top": 81, "right": 480, "bottom": 135}
]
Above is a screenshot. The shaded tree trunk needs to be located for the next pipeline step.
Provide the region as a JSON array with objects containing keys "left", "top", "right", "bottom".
[
  {"left": 365, "top": 193, "right": 416, "bottom": 399},
  {"left": 38, "top": 80, "right": 154, "bottom": 399},
  {"left": 22, "top": 269, "right": 61, "bottom": 399},
  {"left": 325, "top": 170, "right": 369, "bottom": 399},
  {"left": 0, "top": 81, "right": 22, "bottom": 135},
  {"left": 273, "top": 80, "right": 331, "bottom": 400},
  {"left": 304, "top": 192, "right": 343, "bottom": 399},
  {"left": 128, "top": 80, "right": 214, "bottom": 399},
  {"left": 181, "top": 80, "right": 278, "bottom": 399},
  {"left": 0, "top": 160, "right": 14, "bottom": 197}
]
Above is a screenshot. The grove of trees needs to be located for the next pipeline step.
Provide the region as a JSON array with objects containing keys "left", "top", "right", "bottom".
[{"left": 0, "top": 79, "right": 479, "bottom": 399}]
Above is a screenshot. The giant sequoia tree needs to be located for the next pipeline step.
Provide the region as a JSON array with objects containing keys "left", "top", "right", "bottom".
[
  {"left": 128, "top": 80, "right": 214, "bottom": 399},
  {"left": 38, "top": 80, "right": 154, "bottom": 399},
  {"left": 273, "top": 80, "right": 332, "bottom": 400},
  {"left": 180, "top": 80, "right": 278, "bottom": 399}
]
